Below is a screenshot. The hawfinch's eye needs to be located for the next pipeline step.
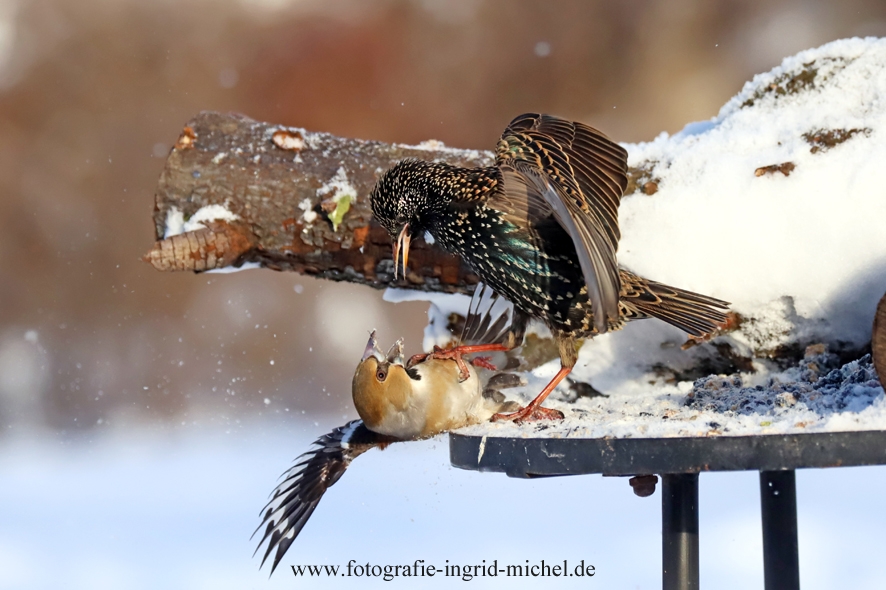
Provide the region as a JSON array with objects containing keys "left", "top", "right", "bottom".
[{"left": 376, "top": 369, "right": 387, "bottom": 382}]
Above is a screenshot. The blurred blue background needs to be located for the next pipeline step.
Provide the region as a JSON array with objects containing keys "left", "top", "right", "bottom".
[{"left": 1, "top": 0, "right": 885, "bottom": 588}]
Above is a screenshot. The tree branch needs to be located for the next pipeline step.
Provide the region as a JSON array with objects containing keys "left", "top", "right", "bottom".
[{"left": 145, "top": 111, "right": 494, "bottom": 292}]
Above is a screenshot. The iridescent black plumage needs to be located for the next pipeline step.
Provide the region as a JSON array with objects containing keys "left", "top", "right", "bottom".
[{"left": 371, "top": 113, "right": 729, "bottom": 345}]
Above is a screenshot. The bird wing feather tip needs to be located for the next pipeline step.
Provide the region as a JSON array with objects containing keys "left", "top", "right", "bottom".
[{"left": 254, "top": 419, "right": 382, "bottom": 574}]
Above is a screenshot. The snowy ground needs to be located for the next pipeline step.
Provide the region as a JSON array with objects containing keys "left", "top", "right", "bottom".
[
  {"left": 461, "top": 348, "right": 885, "bottom": 439},
  {"left": 2, "top": 420, "right": 886, "bottom": 590}
]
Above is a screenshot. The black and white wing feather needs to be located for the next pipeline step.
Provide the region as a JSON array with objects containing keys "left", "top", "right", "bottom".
[{"left": 253, "top": 420, "right": 396, "bottom": 573}]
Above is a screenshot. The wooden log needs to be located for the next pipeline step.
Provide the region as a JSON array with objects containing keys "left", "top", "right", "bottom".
[{"left": 145, "top": 111, "right": 495, "bottom": 293}]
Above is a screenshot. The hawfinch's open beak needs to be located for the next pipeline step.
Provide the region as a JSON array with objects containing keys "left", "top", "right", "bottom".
[{"left": 392, "top": 224, "right": 411, "bottom": 280}]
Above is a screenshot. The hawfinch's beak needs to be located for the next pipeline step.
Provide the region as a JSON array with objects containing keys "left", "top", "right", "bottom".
[
  {"left": 392, "top": 224, "right": 411, "bottom": 280},
  {"left": 362, "top": 330, "right": 384, "bottom": 362},
  {"left": 386, "top": 338, "right": 404, "bottom": 365}
]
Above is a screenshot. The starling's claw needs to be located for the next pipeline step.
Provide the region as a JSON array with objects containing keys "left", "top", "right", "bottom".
[
  {"left": 419, "top": 345, "right": 496, "bottom": 382},
  {"left": 424, "top": 345, "right": 470, "bottom": 382},
  {"left": 491, "top": 364, "right": 572, "bottom": 423},
  {"left": 491, "top": 404, "right": 564, "bottom": 423},
  {"left": 469, "top": 356, "right": 497, "bottom": 372},
  {"left": 406, "top": 352, "right": 428, "bottom": 368}
]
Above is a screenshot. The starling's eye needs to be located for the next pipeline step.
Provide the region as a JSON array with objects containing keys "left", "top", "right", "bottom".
[{"left": 376, "top": 368, "right": 387, "bottom": 382}]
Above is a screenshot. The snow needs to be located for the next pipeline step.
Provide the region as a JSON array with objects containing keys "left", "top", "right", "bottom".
[
  {"left": 315, "top": 166, "right": 356, "bottom": 231},
  {"left": 163, "top": 204, "right": 240, "bottom": 239},
  {"left": 618, "top": 37, "right": 886, "bottom": 356},
  {"left": 205, "top": 261, "right": 262, "bottom": 274},
  {"left": 393, "top": 38, "right": 886, "bottom": 439},
  {"left": 410, "top": 138, "right": 447, "bottom": 150},
  {"left": 297, "top": 198, "right": 317, "bottom": 223},
  {"left": 460, "top": 347, "right": 885, "bottom": 439},
  {"left": 397, "top": 139, "right": 487, "bottom": 163}
]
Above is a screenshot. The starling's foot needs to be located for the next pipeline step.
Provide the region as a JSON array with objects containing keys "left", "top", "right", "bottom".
[
  {"left": 469, "top": 356, "right": 497, "bottom": 372},
  {"left": 424, "top": 346, "right": 498, "bottom": 381},
  {"left": 408, "top": 348, "right": 472, "bottom": 379},
  {"left": 491, "top": 404, "right": 564, "bottom": 423},
  {"left": 406, "top": 352, "right": 429, "bottom": 368},
  {"left": 409, "top": 344, "right": 509, "bottom": 381},
  {"left": 492, "top": 364, "right": 572, "bottom": 422}
]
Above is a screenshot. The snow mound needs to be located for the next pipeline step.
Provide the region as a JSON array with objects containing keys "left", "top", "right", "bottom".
[{"left": 619, "top": 37, "right": 886, "bottom": 362}]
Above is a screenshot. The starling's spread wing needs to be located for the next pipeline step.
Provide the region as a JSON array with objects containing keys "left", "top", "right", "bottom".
[
  {"left": 253, "top": 420, "right": 396, "bottom": 574},
  {"left": 496, "top": 113, "right": 627, "bottom": 238},
  {"left": 460, "top": 282, "right": 528, "bottom": 347},
  {"left": 493, "top": 160, "right": 621, "bottom": 333},
  {"left": 494, "top": 113, "right": 628, "bottom": 332}
]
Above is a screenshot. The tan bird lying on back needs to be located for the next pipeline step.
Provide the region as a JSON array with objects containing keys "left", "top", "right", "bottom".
[
  {"left": 254, "top": 301, "right": 523, "bottom": 573},
  {"left": 351, "top": 330, "right": 518, "bottom": 438}
]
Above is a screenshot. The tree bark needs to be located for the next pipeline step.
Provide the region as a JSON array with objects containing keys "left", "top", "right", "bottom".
[{"left": 145, "top": 111, "right": 495, "bottom": 293}]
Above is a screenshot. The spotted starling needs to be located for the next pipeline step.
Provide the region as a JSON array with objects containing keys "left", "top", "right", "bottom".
[{"left": 371, "top": 113, "right": 730, "bottom": 422}]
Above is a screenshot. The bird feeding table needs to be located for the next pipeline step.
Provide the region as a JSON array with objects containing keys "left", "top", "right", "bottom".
[{"left": 449, "top": 429, "right": 886, "bottom": 590}]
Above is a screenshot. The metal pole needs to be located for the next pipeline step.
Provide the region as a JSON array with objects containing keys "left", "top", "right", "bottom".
[
  {"left": 662, "top": 473, "right": 699, "bottom": 590},
  {"left": 759, "top": 470, "right": 800, "bottom": 590}
]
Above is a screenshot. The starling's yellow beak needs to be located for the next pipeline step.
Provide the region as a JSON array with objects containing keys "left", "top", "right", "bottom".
[{"left": 392, "top": 223, "right": 411, "bottom": 280}]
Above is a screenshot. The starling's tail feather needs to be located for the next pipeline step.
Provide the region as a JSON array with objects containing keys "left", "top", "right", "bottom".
[{"left": 619, "top": 271, "right": 730, "bottom": 338}]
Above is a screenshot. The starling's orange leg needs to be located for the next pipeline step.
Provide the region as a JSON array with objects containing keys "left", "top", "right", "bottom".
[
  {"left": 436, "top": 343, "right": 512, "bottom": 355},
  {"left": 491, "top": 365, "right": 570, "bottom": 423},
  {"left": 408, "top": 343, "right": 510, "bottom": 381}
]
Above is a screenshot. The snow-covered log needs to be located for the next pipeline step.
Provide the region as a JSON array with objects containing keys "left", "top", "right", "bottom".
[{"left": 607, "top": 37, "right": 886, "bottom": 379}]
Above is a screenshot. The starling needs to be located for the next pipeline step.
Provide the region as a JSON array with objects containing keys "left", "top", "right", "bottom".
[{"left": 370, "top": 113, "right": 730, "bottom": 422}]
